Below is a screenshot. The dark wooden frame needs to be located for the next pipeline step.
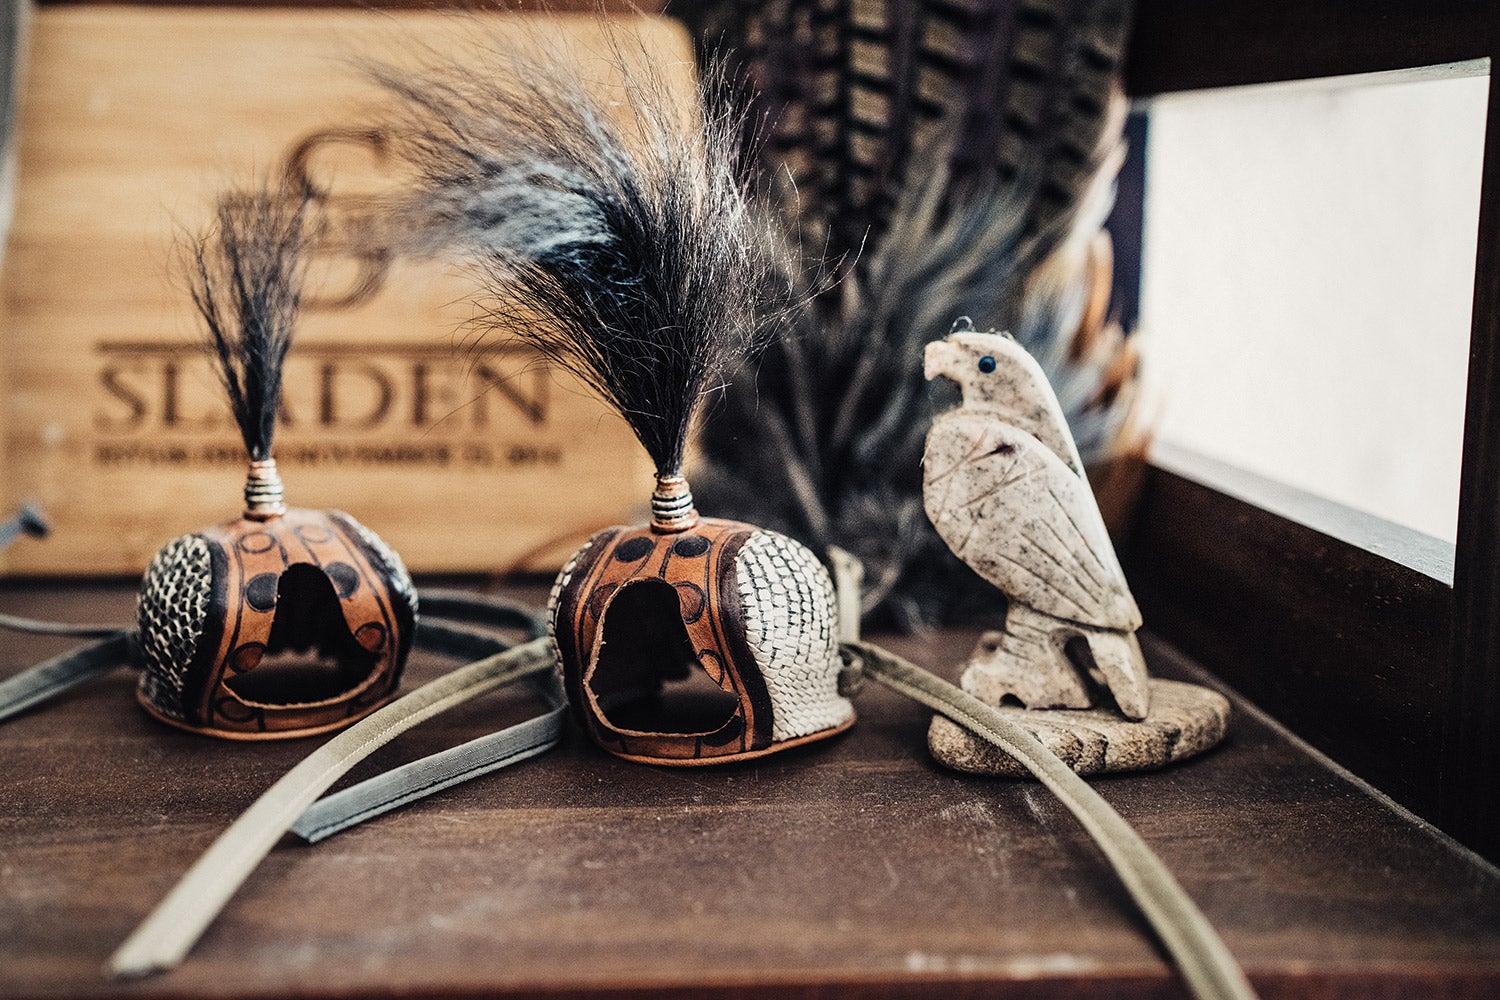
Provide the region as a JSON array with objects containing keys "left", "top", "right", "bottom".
[{"left": 1119, "top": 0, "right": 1500, "bottom": 860}]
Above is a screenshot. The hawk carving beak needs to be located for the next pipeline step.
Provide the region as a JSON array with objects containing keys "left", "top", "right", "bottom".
[{"left": 923, "top": 339, "right": 962, "bottom": 383}]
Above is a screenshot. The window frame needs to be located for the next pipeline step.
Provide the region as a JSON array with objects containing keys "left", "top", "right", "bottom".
[{"left": 1120, "top": 0, "right": 1500, "bottom": 859}]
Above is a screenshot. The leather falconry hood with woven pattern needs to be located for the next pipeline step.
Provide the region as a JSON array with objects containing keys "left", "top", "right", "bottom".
[
  {"left": 550, "top": 504, "right": 853, "bottom": 766},
  {"left": 135, "top": 182, "right": 415, "bottom": 740},
  {"left": 367, "top": 42, "right": 854, "bottom": 763}
]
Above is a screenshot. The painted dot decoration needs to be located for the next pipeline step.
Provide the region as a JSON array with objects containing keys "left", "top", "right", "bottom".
[
  {"left": 244, "top": 573, "right": 280, "bottom": 612},
  {"left": 325, "top": 561, "right": 361, "bottom": 599},
  {"left": 614, "top": 536, "right": 655, "bottom": 562},
  {"left": 672, "top": 535, "right": 711, "bottom": 558}
]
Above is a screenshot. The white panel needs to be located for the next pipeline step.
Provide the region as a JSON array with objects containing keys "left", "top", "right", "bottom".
[{"left": 1140, "top": 67, "right": 1489, "bottom": 543}]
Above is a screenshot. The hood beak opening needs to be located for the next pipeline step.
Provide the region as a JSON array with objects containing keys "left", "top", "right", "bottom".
[
  {"left": 589, "top": 578, "right": 740, "bottom": 737},
  {"left": 222, "top": 563, "right": 381, "bottom": 706}
]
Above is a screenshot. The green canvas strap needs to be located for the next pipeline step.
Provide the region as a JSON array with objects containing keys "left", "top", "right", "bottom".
[
  {"left": 109, "top": 635, "right": 558, "bottom": 978},
  {"left": 0, "top": 589, "right": 565, "bottom": 975},
  {"left": 842, "top": 639, "right": 1257, "bottom": 1000},
  {"left": 281, "top": 593, "right": 566, "bottom": 842},
  {"left": 0, "top": 631, "right": 134, "bottom": 724},
  {"left": 0, "top": 608, "right": 136, "bottom": 724},
  {"left": 86, "top": 561, "right": 1250, "bottom": 997},
  {"left": 0, "top": 611, "right": 124, "bottom": 637},
  {"left": 414, "top": 589, "right": 549, "bottom": 642},
  {"left": 289, "top": 667, "right": 565, "bottom": 843},
  {"left": 0, "top": 592, "right": 562, "bottom": 852},
  {"left": 0, "top": 590, "right": 545, "bottom": 725}
]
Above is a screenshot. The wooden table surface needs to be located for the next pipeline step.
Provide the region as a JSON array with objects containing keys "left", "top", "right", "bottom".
[{"left": 3, "top": 579, "right": 1499, "bottom": 999}]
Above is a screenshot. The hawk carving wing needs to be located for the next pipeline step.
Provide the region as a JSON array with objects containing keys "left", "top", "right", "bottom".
[{"left": 922, "top": 410, "right": 1141, "bottom": 632}]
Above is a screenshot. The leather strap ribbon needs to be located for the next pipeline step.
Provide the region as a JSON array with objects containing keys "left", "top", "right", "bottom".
[
  {"left": 30, "top": 580, "right": 1251, "bottom": 999},
  {"left": 0, "top": 590, "right": 544, "bottom": 724},
  {"left": 289, "top": 666, "right": 565, "bottom": 844},
  {"left": 0, "top": 631, "right": 134, "bottom": 724},
  {"left": 288, "top": 592, "right": 566, "bottom": 842},
  {"left": 109, "top": 635, "right": 558, "bottom": 978},
  {"left": 0, "top": 590, "right": 568, "bottom": 975},
  {"left": 841, "top": 640, "right": 1257, "bottom": 1000}
]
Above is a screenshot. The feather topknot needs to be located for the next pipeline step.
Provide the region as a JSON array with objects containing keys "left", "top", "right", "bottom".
[
  {"left": 370, "top": 36, "right": 798, "bottom": 479},
  {"left": 187, "top": 180, "right": 316, "bottom": 464}
]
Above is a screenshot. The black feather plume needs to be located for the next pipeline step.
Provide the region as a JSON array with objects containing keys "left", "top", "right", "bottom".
[
  {"left": 370, "top": 39, "right": 799, "bottom": 478},
  {"left": 186, "top": 181, "right": 315, "bottom": 462}
]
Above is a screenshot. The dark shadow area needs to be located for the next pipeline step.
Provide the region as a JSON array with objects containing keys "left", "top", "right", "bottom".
[
  {"left": 589, "top": 579, "right": 738, "bottom": 735},
  {"left": 224, "top": 564, "right": 379, "bottom": 705}
]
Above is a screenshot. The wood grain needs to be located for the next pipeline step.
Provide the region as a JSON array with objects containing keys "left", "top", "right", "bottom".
[
  {"left": 1, "top": 579, "right": 1499, "bottom": 998},
  {"left": 1124, "top": 0, "right": 1496, "bottom": 97},
  {"left": 1122, "top": 460, "right": 1456, "bottom": 848},
  {"left": 0, "top": 7, "right": 679, "bottom": 577},
  {"left": 1117, "top": 0, "right": 1500, "bottom": 862}
]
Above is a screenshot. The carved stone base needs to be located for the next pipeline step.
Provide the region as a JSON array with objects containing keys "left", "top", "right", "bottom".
[{"left": 928, "top": 678, "right": 1230, "bottom": 777}]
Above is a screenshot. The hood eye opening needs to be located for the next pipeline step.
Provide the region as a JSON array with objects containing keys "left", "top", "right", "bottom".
[
  {"left": 223, "top": 563, "right": 379, "bottom": 706},
  {"left": 591, "top": 578, "right": 739, "bottom": 735}
]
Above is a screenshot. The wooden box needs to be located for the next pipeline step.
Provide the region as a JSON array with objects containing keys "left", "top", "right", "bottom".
[{"left": 0, "top": 6, "right": 681, "bottom": 576}]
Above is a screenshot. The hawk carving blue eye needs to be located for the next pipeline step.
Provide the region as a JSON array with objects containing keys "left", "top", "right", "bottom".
[{"left": 978, "top": 355, "right": 997, "bottom": 373}]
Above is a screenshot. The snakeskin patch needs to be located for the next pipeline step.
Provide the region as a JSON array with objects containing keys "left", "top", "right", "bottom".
[
  {"left": 136, "top": 534, "right": 212, "bottom": 720},
  {"left": 736, "top": 531, "right": 853, "bottom": 741}
]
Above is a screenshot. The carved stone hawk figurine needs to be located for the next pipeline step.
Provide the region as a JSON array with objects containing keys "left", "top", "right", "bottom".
[{"left": 923, "top": 327, "right": 1150, "bottom": 720}]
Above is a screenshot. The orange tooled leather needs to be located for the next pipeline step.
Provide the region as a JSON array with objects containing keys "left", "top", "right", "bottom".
[
  {"left": 137, "top": 508, "right": 413, "bottom": 739},
  {"left": 554, "top": 517, "right": 783, "bottom": 764}
]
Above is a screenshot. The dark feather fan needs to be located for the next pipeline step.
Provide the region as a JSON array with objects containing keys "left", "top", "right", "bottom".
[
  {"left": 346, "top": 7, "right": 1138, "bottom": 627},
  {"left": 367, "top": 39, "right": 801, "bottom": 486},
  {"left": 681, "top": 0, "right": 1131, "bottom": 263},
  {"left": 187, "top": 181, "right": 316, "bottom": 465},
  {"left": 681, "top": 0, "right": 1142, "bottom": 629}
]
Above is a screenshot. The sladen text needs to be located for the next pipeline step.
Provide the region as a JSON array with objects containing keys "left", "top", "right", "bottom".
[{"left": 90, "top": 342, "right": 561, "bottom": 470}]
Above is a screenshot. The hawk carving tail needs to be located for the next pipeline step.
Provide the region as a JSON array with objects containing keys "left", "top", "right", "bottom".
[{"left": 1080, "top": 629, "right": 1150, "bottom": 721}]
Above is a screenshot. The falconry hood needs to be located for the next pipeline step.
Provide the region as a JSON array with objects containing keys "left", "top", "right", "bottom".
[
  {"left": 368, "top": 43, "right": 855, "bottom": 763},
  {"left": 136, "top": 182, "right": 415, "bottom": 739},
  {"left": 551, "top": 508, "right": 853, "bottom": 765}
]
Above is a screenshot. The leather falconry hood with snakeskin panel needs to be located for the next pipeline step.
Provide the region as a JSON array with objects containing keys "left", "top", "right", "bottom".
[
  {"left": 361, "top": 43, "right": 855, "bottom": 765},
  {"left": 551, "top": 516, "right": 853, "bottom": 765},
  {"left": 137, "top": 506, "right": 416, "bottom": 740},
  {"left": 133, "top": 181, "right": 417, "bottom": 740}
]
